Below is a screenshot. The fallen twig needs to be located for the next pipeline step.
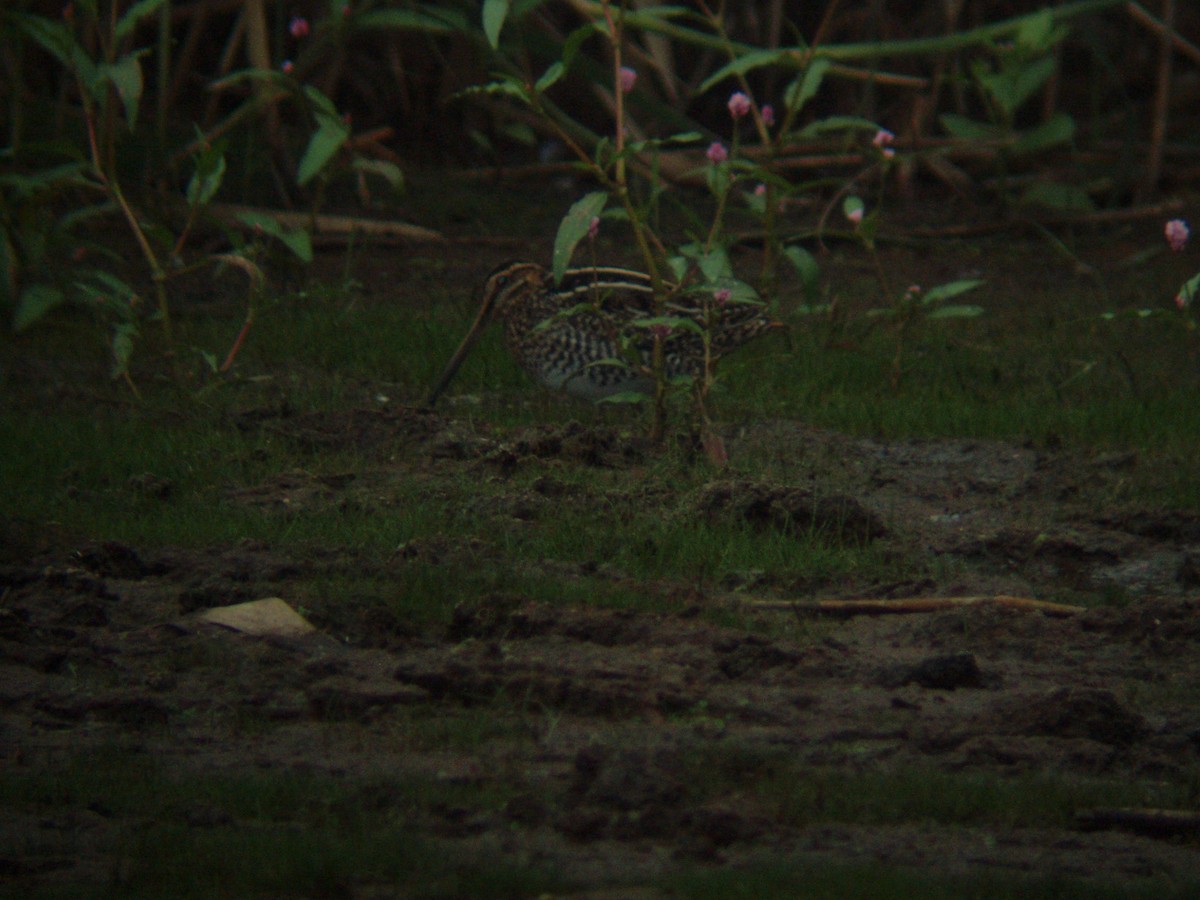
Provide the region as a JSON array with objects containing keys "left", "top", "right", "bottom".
[
  {"left": 207, "top": 204, "right": 445, "bottom": 244},
  {"left": 749, "top": 595, "right": 1085, "bottom": 618}
]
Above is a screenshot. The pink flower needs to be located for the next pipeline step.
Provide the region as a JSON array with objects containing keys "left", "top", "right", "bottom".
[
  {"left": 713, "top": 288, "right": 732, "bottom": 307},
  {"left": 649, "top": 323, "right": 673, "bottom": 340},
  {"left": 618, "top": 66, "right": 637, "bottom": 93},
  {"left": 761, "top": 104, "right": 775, "bottom": 127},
  {"left": 706, "top": 141, "right": 728, "bottom": 164},
  {"left": 1165, "top": 219, "right": 1190, "bottom": 252},
  {"left": 1176, "top": 292, "right": 1190, "bottom": 310},
  {"left": 727, "top": 91, "right": 752, "bottom": 120},
  {"left": 587, "top": 216, "right": 600, "bottom": 240},
  {"left": 281, "top": 59, "right": 294, "bottom": 74},
  {"left": 845, "top": 206, "right": 864, "bottom": 226},
  {"left": 754, "top": 183, "right": 767, "bottom": 197},
  {"left": 873, "top": 128, "right": 896, "bottom": 158},
  {"left": 289, "top": 16, "right": 310, "bottom": 38}
]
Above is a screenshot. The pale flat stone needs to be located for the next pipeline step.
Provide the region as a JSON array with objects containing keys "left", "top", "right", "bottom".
[{"left": 197, "top": 597, "right": 315, "bottom": 638}]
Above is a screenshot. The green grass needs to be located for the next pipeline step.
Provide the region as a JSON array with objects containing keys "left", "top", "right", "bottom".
[
  {"left": 761, "top": 764, "right": 1196, "bottom": 829},
  {"left": 663, "top": 859, "right": 1198, "bottom": 900},
  {"left": 0, "top": 746, "right": 565, "bottom": 899},
  {"left": 7, "top": 746, "right": 1196, "bottom": 899},
  {"left": 670, "top": 740, "right": 1199, "bottom": 830},
  {"left": 5, "top": 239, "right": 1200, "bottom": 629}
]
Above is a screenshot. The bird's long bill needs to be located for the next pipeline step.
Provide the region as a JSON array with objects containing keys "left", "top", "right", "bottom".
[{"left": 424, "top": 300, "right": 494, "bottom": 406}]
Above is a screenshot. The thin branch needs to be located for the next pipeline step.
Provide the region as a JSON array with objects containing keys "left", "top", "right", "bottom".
[{"left": 749, "top": 595, "right": 1085, "bottom": 617}]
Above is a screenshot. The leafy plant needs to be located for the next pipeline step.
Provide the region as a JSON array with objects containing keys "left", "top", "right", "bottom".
[
  {"left": 464, "top": 1, "right": 909, "bottom": 450},
  {"left": 1, "top": 2, "right": 377, "bottom": 387},
  {"left": 938, "top": 9, "right": 1088, "bottom": 210}
]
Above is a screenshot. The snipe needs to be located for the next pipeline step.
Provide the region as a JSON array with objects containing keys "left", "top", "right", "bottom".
[{"left": 425, "top": 261, "right": 782, "bottom": 405}]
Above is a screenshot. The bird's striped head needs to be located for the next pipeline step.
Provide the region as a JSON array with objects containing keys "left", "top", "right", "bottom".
[
  {"left": 424, "top": 261, "right": 546, "bottom": 406},
  {"left": 477, "top": 261, "right": 547, "bottom": 324}
]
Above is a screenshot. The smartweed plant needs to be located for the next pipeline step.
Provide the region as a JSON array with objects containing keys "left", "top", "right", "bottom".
[
  {"left": 474, "top": 1, "right": 905, "bottom": 448},
  {"left": 1165, "top": 218, "right": 1198, "bottom": 338},
  {"left": 2, "top": 3, "right": 396, "bottom": 389},
  {"left": 838, "top": 180, "right": 983, "bottom": 387}
]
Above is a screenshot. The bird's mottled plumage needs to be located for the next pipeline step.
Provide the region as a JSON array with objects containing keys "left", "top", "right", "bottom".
[{"left": 426, "top": 261, "right": 781, "bottom": 404}]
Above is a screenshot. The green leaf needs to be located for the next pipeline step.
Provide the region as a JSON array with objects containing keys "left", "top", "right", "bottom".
[
  {"left": 235, "top": 211, "right": 313, "bottom": 263},
  {"left": 676, "top": 243, "right": 732, "bottom": 282},
  {"left": 460, "top": 75, "right": 533, "bottom": 104},
  {"left": 275, "top": 229, "right": 312, "bottom": 264},
  {"left": 1011, "top": 113, "right": 1074, "bottom": 155},
  {"left": 13, "top": 284, "right": 66, "bottom": 331},
  {"left": 561, "top": 22, "right": 598, "bottom": 68},
  {"left": 16, "top": 14, "right": 99, "bottom": 89},
  {"left": 114, "top": 0, "right": 168, "bottom": 40},
  {"left": 793, "top": 115, "right": 881, "bottom": 139},
  {"left": 96, "top": 54, "right": 144, "bottom": 127},
  {"left": 303, "top": 84, "right": 340, "bottom": 116},
  {"left": 698, "top": 251, "right": 732, "bottom": 283},
  {"left": 597, "top": 390, "right": 650, "bottom": 405},
  {"left": 842, "top": 196, "right": 864, "bottom": 220},
  {"left": 699, "top": 48, "right": 793, "bottom": 94},
  {"left": 297, "top": 115, "right": 349, "bottom": 185},
  {"left": 784, "top": 245, "right": 820, "bottom": 300},
  {"left": 783, "top": 57, "right": 830, "bottom": 114},
  {"left": 922, "top": 279, "right": 984, "bottom": 304},
  {"left": 482, "top": 0, "right": 510, "bottom": 49},
  {"left": 987, "top": 55, "right": 1056, "bottom": 118},
  {"left": 350, "top": 158, "right": 404, "bottom": 190},
  {"left": 1177, "top": 274, "right": 1200, "bottom": 307},
  {"left": 535, "top": 61, "right": 564, "bottom": 92},
  {"left": 186, "top": 154, "right": 225, "bottom": 207},
  {"left": 110, "top": 320, "right": 139, "bottom": 378},
  {"left": 0, "top": 161, "right": 90, "bottom": 197},
  {"left": 1010, "top": 56, "right": 1056, "bottom": 112},
  {"left": 500, "top": 121, "right": 537, "bottom": 146},
  {"left": 1015, "top": 8, "right": 1066, "bottom": 53},
  {"left": 14, "top": 14, "right": 81, "bottom": 71},
  {"left": 211, "top": 68, "right": 292, "bottom": 94},
  {"left": 552, "top": 192, "right": 607, "bottom": 283},
  {"left": 927, "top": 304, "right": 985, "bottom": 319},
  {"left": 353, "top": 9, "right": 465, "bottom": 33},
  {"left": 939, "top": 114, "right": 1001, "bottom": 140},
  {"left": 77, "top": 271, "right": 138, "bottom": 319},
  {"left": 695, "top": 278, "right": 761, "bottom": 306}
]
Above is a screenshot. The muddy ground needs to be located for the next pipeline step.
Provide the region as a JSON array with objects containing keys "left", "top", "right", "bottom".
[
  {"left": 4, "top": 212, "right": 1200, "bottom": 894},
  {"left": 4, "top": 398, "right": 1200, "bottom": 895}
]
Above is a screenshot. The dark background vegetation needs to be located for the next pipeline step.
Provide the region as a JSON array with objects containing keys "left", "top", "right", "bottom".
[{"left": 4, "top": 0, "right": 1198, "bottom": 201}]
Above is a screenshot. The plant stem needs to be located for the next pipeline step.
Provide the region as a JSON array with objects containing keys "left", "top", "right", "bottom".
[
  {"left": 81, "top": 88, "right": 173, "bottom": 345},
  {"left": 601, "top": 0, "right": 668, "bottom": 440}
]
